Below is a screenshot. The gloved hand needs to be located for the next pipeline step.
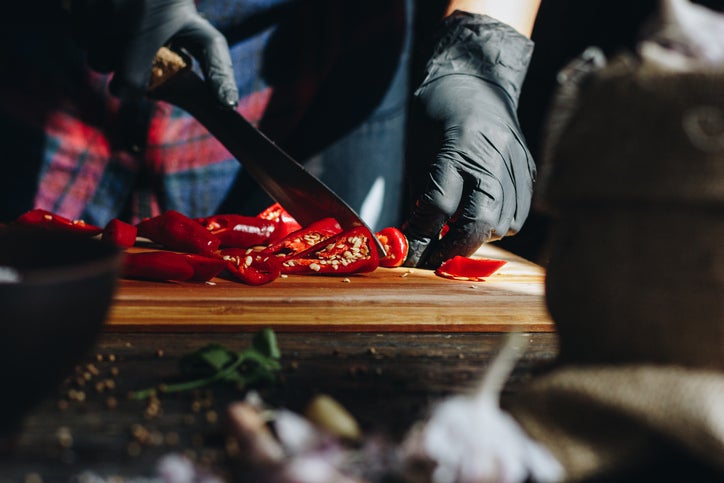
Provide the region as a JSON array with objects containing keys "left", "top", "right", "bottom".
[
  {"left": 70, "top": 0, "right": 238, "bottom": 108},
  {"left": 403, "top": 11, "right": 535, "bottom": 268}
]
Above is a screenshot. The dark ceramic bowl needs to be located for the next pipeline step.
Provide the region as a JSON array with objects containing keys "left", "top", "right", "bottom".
[{"left": 0, "top": 228, "right": 123, "bottom": 438}]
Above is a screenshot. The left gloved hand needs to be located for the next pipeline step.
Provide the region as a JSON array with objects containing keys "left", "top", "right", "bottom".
[
  {"left": 70, "top": 0, "right": 238, "bottom": 108},
  {"left": 403, "top": 11, "right": 535, "bottom": 268}
]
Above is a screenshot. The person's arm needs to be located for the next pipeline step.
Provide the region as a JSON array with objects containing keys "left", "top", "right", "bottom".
[{"left": 445, "top": 0, "right": 541, "bottom": 37}]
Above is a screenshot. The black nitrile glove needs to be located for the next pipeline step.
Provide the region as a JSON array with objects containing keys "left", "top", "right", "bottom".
[
  {"left": 71, "top": 0, "right": 238, "bottom": 108},
  {"left": 403, "top": 11, "right": 535, "bottom": 268}
]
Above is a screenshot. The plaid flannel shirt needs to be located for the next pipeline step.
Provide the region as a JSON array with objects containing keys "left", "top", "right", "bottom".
[{"left": 0, "top": 1, "right": 407, "bottom": 225}]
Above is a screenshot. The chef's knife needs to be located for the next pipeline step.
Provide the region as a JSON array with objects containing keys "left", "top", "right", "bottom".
[{"left": 148, "top": 47, "right": 385, "bottom": 255}]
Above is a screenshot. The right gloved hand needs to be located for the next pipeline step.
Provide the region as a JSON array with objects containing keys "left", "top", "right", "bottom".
[
  {"left": 402, "top": 12, "right": 536, "bottom": 268},
  {"left": 70, "top": 0, "right": 238, "bottom": 108}
]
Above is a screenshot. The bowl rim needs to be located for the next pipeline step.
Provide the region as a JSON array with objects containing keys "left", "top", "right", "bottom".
[{"left": 0, "top": 230, "right": 123, "bottom": 285}]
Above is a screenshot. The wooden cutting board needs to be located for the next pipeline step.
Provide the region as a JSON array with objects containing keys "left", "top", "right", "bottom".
[{"left": 104, "top": 244, "right": 554, "bottom": 333}]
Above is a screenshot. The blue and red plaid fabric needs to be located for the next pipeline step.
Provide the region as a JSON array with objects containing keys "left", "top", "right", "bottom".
[{"left": 0, "top": 1, "right": 408, "bottom": 226}]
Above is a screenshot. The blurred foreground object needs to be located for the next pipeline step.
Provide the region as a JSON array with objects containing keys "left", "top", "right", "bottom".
[
  {"left": 0, "top": 229, "right": 122, "bottom": 445},
  {"left": 508, "top": 0, "right": 724, "bottom": 480}
]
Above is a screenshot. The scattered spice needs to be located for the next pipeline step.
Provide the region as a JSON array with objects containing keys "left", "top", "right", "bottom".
[
  {"left": 127, "top": 441, "right": 142, "bottom": 457},
  {"left": 205, "top": 410, "right": 219, "bottom": 424},
  {"left": 56, "top": 427, "right": 73, "bottom": 449},
  {"left": 23, "top": 473, "right": 43, "bottom": 483},
  {"left": 130, "top": 328, "right": 282, "bottom": 400},
  {"left": 165, "top": 432, "right": 180, "bottom": 446}
]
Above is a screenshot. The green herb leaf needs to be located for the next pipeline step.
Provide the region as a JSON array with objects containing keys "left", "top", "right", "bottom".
[
  {"left": 130, "top": 328, "right": 282, "bottom": 400},
  {"left": 252, "top": 327, "right": 281, "bottom": 359}
]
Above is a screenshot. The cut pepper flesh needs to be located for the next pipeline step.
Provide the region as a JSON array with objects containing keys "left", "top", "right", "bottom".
[
  {"left": 435, "top": 256, "right": 506, "bottom": 281},
  {"left": 15, "top": 209, "right": 102, "bottom": 236},
  {"left": 261, "top": 217, "right": 342, "bottom": 259},
  {"left": 375, "top": 226, "right": 409, "bottom": 268},
  {"left": 281, "top": 226, "right": 379, "bottom": 275},
  {"left": 220, "top": 248, "right": 281, "bottom": 286}
]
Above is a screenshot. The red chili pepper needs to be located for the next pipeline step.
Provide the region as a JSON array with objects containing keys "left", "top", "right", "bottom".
[
  {"left": 219, "top": 248, "right": 281, "bottom": 285},
  {"left": 15, "top": 209, "right": 103, "bottom": 236},
  {"left": 136, "top": 210, "right": 220, "bottom": 256},
  {"left": 280, "top": 226, "right": 379, "bottom": 275},
  {"left": 257, "top": 202, "right": 302, "bottom": 243},
  {"left": 122, "top": 252, "right": 195, "bottom": 281},
  {"left": 195, "top": 214, "right": 277, "bottom": 249},
  {"left": 375, "top": 227, "right": 409, "bottom": 268},
  {"left": 434, "top": 256, "right": 507, "bottom": 282},
  {"left": 101, "top": 218, "right": 138, "bottom": 248},
  {"left": 260, "top": 217, "right": 342, "bottom": 259},
  {"left": 183, "top": 254, "right": 227, "bottom": 281}
]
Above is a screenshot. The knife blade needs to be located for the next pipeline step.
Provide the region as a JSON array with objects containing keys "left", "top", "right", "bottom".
[{"left": 148, "top": 47, "right": 385, "bottom": 255}]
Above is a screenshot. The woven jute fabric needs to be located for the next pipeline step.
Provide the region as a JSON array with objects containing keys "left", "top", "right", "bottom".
[
  {"left": 509, "top": 365, "right": 724, "bottom": 481},
  {"left": 514, "top": 55, "right": 724, "bottom": 481}
]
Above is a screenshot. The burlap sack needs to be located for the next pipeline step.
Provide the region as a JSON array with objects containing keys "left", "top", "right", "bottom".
[{"left": 509, "top": 55, "right": 724, "bottom": 481}]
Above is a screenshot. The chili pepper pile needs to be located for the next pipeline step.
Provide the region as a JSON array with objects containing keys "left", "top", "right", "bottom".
[
  {"left": 9, "top": 204, "right": 411, "bottom": 285},
  {"left": 10, "top": 205, "right": 506, "bottom": 284}
]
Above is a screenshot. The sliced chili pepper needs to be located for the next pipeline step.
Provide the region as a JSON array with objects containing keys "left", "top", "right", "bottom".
[
  {"left": 260, "top": 217, "right": 342, "bottom": 259},
  {"left": 183, "top": 254, "right": 227, "bottom": 282},
  {"left": 281, "top": 226, "right": 379, "bottom": 275},
  {"left": 220, "top": 248, "right": 281, "bottom": 285},
  {"left": 136, "top": 210, "right": 220, "bottom": 256},
  {"left": 15, "top": 209, "right": 103, "bottom": 237},
  {"left": 122, "top": 252, "right": 195, "bottom": 282},
  {"left": 256, "top": 202, "right": 302, "bottom": 243},
  {"left": 434, "top": 256, "right": 507, "bottom": 282},
  {"left": 375, "top": 227, "right": 409, "bottom": 268},
  {"left": 195, "top": 214, "right": 277, "bottom": 249},
  {"left": 101, "top": 218, "right": 138, "bottom": 248}
]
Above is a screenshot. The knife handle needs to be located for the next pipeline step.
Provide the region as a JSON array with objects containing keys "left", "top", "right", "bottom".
[{"left": 149, "top": 47, "right": 191, "bottom": 91}]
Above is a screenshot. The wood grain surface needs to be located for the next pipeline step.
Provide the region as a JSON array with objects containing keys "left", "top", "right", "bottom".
[{"left": 105, "top": 244, "right": 555, "bottom": 332}]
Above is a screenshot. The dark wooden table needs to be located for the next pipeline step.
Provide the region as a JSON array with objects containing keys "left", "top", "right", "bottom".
[{"left": 0, "top": 331, "right": 559, "bottom": 481}]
